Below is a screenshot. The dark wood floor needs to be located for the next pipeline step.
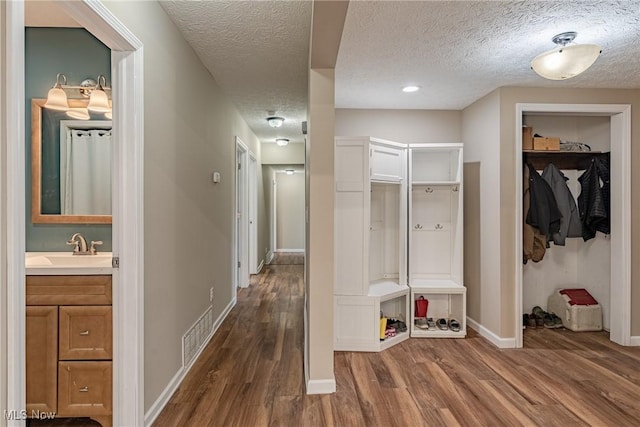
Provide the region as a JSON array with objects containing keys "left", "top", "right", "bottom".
[{"left": 150, "top": 252, "right": 640, "bottom": 426}]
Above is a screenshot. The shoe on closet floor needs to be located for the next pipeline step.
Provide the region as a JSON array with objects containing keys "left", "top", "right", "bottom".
[{"left": 448, "top": 319, "right": 461, "bottom": 332}]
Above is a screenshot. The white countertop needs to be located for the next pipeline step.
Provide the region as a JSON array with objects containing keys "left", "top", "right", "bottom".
[{"left": 26, "top": 252, "right": 113, "bottom": 275}]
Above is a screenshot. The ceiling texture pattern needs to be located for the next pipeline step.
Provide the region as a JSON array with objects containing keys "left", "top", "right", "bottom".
[
  {"left": 161, "top": 0, "right": 640, "bottom": 143},
  {"left": 160, "top": 0, "right": 312, "bottom": 145}
]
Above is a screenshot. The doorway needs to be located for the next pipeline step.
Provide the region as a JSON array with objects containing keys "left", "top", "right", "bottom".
[
  {"left": 514, "top": 103, "right": 631, "bottom": 348},
  {"left": 234, "top": 137, "right": 257, "bottom": 290},
  {"left": 273, "top": 169, "right": 305, "bottom": 253},
  {"left": 2, "top": 2, "right": 144, "bottom": 425}
]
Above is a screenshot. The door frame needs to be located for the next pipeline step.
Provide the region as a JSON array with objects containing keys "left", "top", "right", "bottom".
[
  {"left": 2, "top": 1, "right": 145, "bottom": 425},
  {"left": 248, "top": 154, "right": 259, "bottom": 274},
  {"left": 514, "top": 103, "right": 631, "bottom": 348},
  {"left": 234, "top": 137, "right": 250, "bottom": 289}
]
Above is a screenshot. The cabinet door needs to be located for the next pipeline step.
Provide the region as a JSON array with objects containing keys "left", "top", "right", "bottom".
[
  {"left": 59, "top": 306, "right": 112, "bottom": 360},
  {"left": 58, "top": 361, "right": 112, "bottom": 417},
  {"left": 371, "top": 145, "right": 403, "bottom": 182},
  {"left": 26, "top": 306, "right": 58, "bottom": 414}
]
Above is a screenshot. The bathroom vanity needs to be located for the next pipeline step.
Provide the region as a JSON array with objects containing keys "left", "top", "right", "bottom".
[{"left": 26, "top": 253, "right": 113, "bottom": 427}]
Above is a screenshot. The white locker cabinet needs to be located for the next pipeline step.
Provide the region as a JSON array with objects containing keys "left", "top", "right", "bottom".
[
  {"left": 334, "top": 137, "right": 409, "bottom": 351},
  {"left": 408, "top": 144, "right": 465, "bottom": 338}
]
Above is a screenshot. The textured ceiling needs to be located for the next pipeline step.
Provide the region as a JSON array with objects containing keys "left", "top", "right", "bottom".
[
  {"left": 337, "top": 0, "right": 640, "bottom": 109},
  {"left": 162, "top": 1, "right": 640, "bottom": 142},
  {"left": 160, "top": 0, "right": 312, "bottom": 145}
]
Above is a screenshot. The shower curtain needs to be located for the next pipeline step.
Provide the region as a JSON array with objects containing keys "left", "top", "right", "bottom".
[{"left": 61, "top": 128, "right": 112, "bottom": 215}]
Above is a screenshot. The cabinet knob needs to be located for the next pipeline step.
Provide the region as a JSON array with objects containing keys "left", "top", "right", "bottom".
[
  {"left": 435, "top": 224, "right": 443, "bottom": 230},
  {"left": 79, "top": 330, "right": 90, "bottom": 336},
  {"left": 414, "top": 224, "right": 423, "bottom": 230},
  {"left": 79, "top": 386, "right": 89, "bottom": 393},
  {"left": 425, "top": 187, "right": 433, "bottom": 193}
]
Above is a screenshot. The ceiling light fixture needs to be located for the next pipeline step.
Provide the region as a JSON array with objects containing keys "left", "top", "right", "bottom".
[
  {"left": 531, "top": 32, "right": 601, "bottom": 80},
  {"left": 267, "top": 116, "right": 285, "bottom": 128},
  {"left": 402, "top": 85, "right": 421, "bottom": 93},
  {"left": 285, "top": 169, "right": 294, "bottom": 175},
  {"left": 276, "top": 138, "right": 289, "bottom": 147}
]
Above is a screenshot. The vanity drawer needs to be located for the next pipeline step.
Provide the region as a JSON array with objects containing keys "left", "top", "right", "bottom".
[
  {"left": 26, "top": 275, "right": 112, "bottom": 305},
  {"left": 59, "top": 306, "right": 112, "bottom": 360},
  {"left": 57, "top": 361, "right": 112, "bottom": 417}
]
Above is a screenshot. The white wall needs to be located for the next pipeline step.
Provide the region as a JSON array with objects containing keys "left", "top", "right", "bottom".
[
  {"left": 336, "top": 109, "right": 461, "bottom": 143},
  {"left": 276, "top": 171, "right": 305, "bottom": 251},
  {"left": 461, "top": 90, "right": 502, "bottom": 333},
  {"left": 104, "top": 1, "right": 265, "bottom": 411},
  {"left": 522, "top": 115, "right": 611, "bottom": 328},
  {"left": 262, "top": 142, "right": 305, "bottom": 165}
]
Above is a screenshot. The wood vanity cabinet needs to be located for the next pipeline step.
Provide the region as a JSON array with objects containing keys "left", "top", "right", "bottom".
[{"left": 26, "top": 275, "right": 112, "bottom": 427}]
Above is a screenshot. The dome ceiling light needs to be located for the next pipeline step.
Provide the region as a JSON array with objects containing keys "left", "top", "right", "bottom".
[
  {"left": 267, "top": 116, "right": 285, "bottom": 128},
  {"left": 276, "top": 138, "right": 289, "bottom": 147},
  {"left": 531, "top": 31, "right": 602, "bottom": 80}
]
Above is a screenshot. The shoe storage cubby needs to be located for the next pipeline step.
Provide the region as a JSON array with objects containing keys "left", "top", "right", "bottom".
[
  {"left": 335, "top": 138, "right": 465, "bottom": 350},
  {"left": 410, "top": 287, "right": 466, "bottom": 338}
]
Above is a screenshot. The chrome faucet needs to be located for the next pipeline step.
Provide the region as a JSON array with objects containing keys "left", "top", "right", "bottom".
[{"left": 66, "top": 233, "right": 90, "bottom": 255}]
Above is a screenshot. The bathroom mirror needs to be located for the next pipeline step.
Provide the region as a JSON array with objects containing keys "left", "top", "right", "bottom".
[{"left": 31, "top": 98, "right": 112, "bottom": 224}]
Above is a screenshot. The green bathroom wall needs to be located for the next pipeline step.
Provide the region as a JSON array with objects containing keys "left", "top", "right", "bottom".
[{"left": 25, "top": 27, "right": 112, "bottom": 251}]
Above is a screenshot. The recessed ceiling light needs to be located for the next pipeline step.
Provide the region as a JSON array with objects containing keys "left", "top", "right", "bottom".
[{"left": 402, "top": 85, "right": 421, "bottom": 93}]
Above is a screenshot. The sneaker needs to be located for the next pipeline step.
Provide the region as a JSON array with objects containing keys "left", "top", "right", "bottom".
[
  {"left": 426, "top": 318, "right": 436, "bottom": 330},
  {"left": 549, "top": 312, "right": 564, "bottom": 328},
  {"left": 527, "top": 313, "right": 537, "bottom": 329},
  {"left": 543, "top": 313, "right": 556, "bottom": 328}
]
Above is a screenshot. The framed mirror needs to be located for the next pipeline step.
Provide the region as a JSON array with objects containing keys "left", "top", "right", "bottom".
[{"left": 31, "top": 98, "right": 112, "bottom": 224}]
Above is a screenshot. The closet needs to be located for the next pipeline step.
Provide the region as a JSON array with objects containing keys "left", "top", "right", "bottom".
[{"left": 522, "top": 114, "right": 612, "bottom": 333}]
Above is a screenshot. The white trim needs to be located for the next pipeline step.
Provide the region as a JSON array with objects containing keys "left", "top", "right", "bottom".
[
  {"left": 629, "top": 336, "right": 640, "bottom": 346},
  {"left": 305, "top": 379, "right": 336, "bottom": 395},
  {"left": 5, "top": 2, "right": 27, "bottom": 424},
  {"left": 144, "top": 297, "right": 236, "bottom": 427},
  {"left": 248, "top": 154, "right": 258, "bottom": 274},
  {"left": 275, "top": 249, "right": 305, "bottom": 253},
  {"left": 256, "top": 260, "right": 264, "bottom": 274},
  {"left": 467, "top": 317, "right": 517, "bottom": 349},
  {"left": 515, "top": 103, "right": 632, "bottom": 348},
  {"left": 266, "top": 251, "right": 274, "bottom": 264},
  {"left": 234, "top": 138, "right": 250, "bottom": 289}
]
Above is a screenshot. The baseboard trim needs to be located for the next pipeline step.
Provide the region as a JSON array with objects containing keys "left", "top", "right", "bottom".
[
  {"left": 275, "top": 249, "right": 305, "bottom": 253},
  {"left": 629, "top": 336, "right": 640, "bottom": 346},
  {"left": 266, "top": 251, "right": 274, "bottom": 264},
  {"left": 305, "top": 378, "right": 336, "bottom": 395},
  {"left": 467, "top": 317, "right": 517, "bottom": 349},
  {"left": 144, "top": 297, "right": 237, "bottom": 427}
]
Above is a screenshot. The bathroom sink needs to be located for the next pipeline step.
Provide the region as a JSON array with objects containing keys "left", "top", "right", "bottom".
[{"left": 26, "top": 252, "right": 113, "bottom": 272}]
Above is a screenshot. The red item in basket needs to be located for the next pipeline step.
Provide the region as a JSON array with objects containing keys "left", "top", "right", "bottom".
[
  {"left": 415, "top": 296, "right": 428, "bottom": 317},
  {"left": 559, "top": 288, "right": 598, "bottom": 306}
]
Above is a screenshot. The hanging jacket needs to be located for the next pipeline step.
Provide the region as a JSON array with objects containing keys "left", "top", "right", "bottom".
[
  {"left": 541, "top": 163, "right": 582, "bottom": 245},
  {"left": 526, "top": 163, "right": 562, "bottom": 240},
  {"left": 578, "top": 155, "right": 610, "bottom": 241},
  {"left": 523, "top": 165, "right": 547, "bottom": 263}
]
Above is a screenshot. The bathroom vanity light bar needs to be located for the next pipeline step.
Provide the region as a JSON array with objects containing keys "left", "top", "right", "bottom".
[{"left": 44, "top": 73, "right": 112, "bottom": 113}]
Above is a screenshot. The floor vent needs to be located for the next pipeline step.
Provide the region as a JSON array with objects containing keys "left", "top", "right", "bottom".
[{"left": 182, "top": 305, "right": 214, "bottom": 368}]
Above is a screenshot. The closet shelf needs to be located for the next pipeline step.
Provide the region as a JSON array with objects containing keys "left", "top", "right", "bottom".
[
  {"left": 523, "top": 150, "right": 607, "bottom": 170},
  {"left": 411, "top": 181, "right": 460, "bottom": 186}
]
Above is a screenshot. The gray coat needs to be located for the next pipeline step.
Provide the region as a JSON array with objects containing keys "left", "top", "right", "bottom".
[{"left": 541, "top": 163, "right": 582, "bottom": 245}]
